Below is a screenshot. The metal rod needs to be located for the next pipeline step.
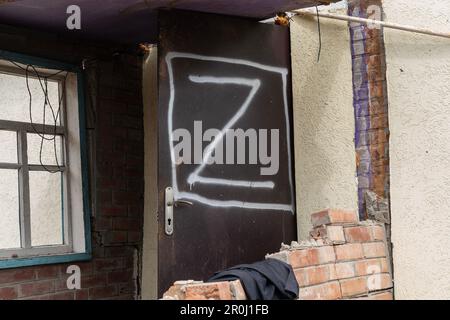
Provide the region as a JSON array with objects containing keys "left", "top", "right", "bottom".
[{"left": 291, "top": 9, "right": 450, "bottom": 39}]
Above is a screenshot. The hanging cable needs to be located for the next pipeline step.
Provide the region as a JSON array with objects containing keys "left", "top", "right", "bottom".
[
  {"left": 21, "top": 63, "right": 68, "bottom": 173},
  {"left": 315, "top": 6, "right": 322, "bottom": 63}
]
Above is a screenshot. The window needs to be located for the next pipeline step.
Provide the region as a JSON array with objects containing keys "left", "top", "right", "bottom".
[{"left": 0, "top": 51, "right": 91, "bottom": 267}]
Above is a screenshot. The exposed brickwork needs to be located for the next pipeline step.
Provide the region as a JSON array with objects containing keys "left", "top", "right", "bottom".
[
  {"left": 162, "top": 280, "right": 246, "bottom": 300},
  {"left": 0, "top": 26, "right": 144, "bottom": 300},
  {"left": 348, "top": 0, "right": 390, "bottom": 220},
  {"left": 163, "top": 209, "right": 393, "bottom": 300}
]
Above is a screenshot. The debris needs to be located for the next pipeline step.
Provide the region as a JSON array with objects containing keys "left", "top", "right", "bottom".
[{"left": 365, "top": 190, "right": 390, "bottom": 224}]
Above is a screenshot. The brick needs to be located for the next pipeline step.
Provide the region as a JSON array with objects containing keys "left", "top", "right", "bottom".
[
  {"left": 311, "top": 209, "right": 358, "bottom": 227},
  {"left": 118, "top": 282, "right": 135, "bottom": 295},
  {"left": 334, "top": 243, "right": 364, "bottom": 261},
  {"left": 107, "top": 270, "right": 133, "bottom": 284},
  {"left": 82, "top": 274, "right": 107, "bottom": 288},
  {"left": 98, "top": 190, "right": 112, "bottom": 204},
  {"left": 108, "top": 294, "right": 134, "bottom": 300},
  {"left": 89, "top": 285, "right": 118, "bottom": 299},
  {"left": 112, "top": 114, "right": 142, "bottom": 129},
  {"left": 229, "top": 280, "right": 246, "bottom": 300},
  {"left": 344, "top": 226, "right": 372, "bottom": 242},
  {"left": 98, "top": 177, "right": 125, "bottom": 190},
  {"left": 113, "top": 191, "right": 140, "bottom": 205},
  {"left": 112, "top": 217, "right": 141, "bottom": 231},
  {"left": 95, "top": 258, "right": 124, "bottom": 272},
  {"left": 123, "top": 256, "right": 135, "bottom": 269},
  {"left": 318, "top": 246, "right": 336, "bottom": 264},
  {"left": 335, "top": 262, "right": 356, "bottom": 279},
  {"left": 368, "top": 274, "right": 392, "bottom": 291},
  {"left": 45, "top": 291, "right": 75, "bottom": 300},
  {"left": 310, "top": 225, "right": 345, "bottom": 244},
  {"left": 370, "top": 225, "right": 386, "bottom": 241},
  {"left": 19, "top": 280, "right": 55, "bottom": 298},
  {"left": 355, "top": 290, "right": 393, "bottom": 300},
  {"left": 128, "top": 205, "right": 143, "bottom": 218},
  {"left": 128, "top": 231, "right": 142, "bottom": 243},
  {"left": 380, "top": 258, "right": 389, "bottom": 273},
  {"left": 75, "top": 262, "right": 94, "bottom": 276},
  {"left": 104, "top": 231, "right": 127, "bottom": 244},
  {"left": 55, "top": 278, "right": 70, "bottom": 292},
  {"left": 340, "top": 277, "right": 368, "bottom": 297},
  {"left": 127, "top": 178, "right": 144, "bottom": 193},
  {"left": 163, "top": 283, "right": 187, "bottom": 299},
  {"left": 0, "top": 286, "right": 18, "bottom": 300},
  {"left": 354, "top": 259, "right": 381, "bottom": 276},
  {"left": 295, "top": 264, "right": 335, "bottom": 287},
  {"left": 93, "top": 247, "right": 106, "bottom": 258},
  {"left": 289, "top": 246, "right": 335, "bottom": 268},
  {"left": 0, "top": 269, "right": 35, "bottom": 284},
  {"left": 97, "top": 162, "right": 113, "bottom": 177},
  {"left": 75, "top": 289, "right": 89, "bottom": 300},
  {"left": 184, "top": 282, "right": 232, "bottom": 300},
  {"left": 35, "top": 265, "right": 60, "bottom": 279},
  {"left": 363, "top": 242, "right": 386, "bottom": 258},
  {"left": 94, "top": 217, "right": 112, "bottom": 231},
  {"left": 99, "top": 205, "right": 128, "bottom": 217},
  {"left": 298, "top": 281, "right": 342, "bottom": 300},
  {"left": 104, "top": 246, "right": 135, "bottom": 258}
]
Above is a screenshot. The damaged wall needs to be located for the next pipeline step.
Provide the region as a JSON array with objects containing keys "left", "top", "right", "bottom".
[
  {"left": 163, "top": 209, "right": 393, "bottom": 300},
  {"left": 291, "top": 6, "right": 358, "bottom": 240},
  {"left": 383, "top": 0, "right": 450, "bottom": 299},
  {"left": 348, "top": 0, "right": 391, "bottom": 221},
  {"left": 0, "top": 26, "right": 144, "bottom": 300}
]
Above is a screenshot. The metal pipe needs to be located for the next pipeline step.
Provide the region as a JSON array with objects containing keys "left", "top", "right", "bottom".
[{"left": 291, "top": 9, "right": 450, "bottom": 40}]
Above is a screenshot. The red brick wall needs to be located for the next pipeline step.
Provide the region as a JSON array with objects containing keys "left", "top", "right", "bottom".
[
  {"left": 163, "top": 209, "right": 393, "bottom": 300},
  {"left": 0, "top": 27, "right": 144, "bottom": 300},
  {"left": 348, "top": 0, "right": 391, "bottom": 220}
]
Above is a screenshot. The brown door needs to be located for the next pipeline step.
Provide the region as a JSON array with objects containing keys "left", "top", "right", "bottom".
[{"left": 157, "top": 10, "right": 296, "bottom": 295}]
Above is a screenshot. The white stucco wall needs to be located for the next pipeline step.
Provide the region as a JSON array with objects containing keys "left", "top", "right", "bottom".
[
  {"left": 383, "top": 0, "right": 450, "bottom": 299},
  {"left": 291, "top": 6, "right": 358, "bottom": 239}
]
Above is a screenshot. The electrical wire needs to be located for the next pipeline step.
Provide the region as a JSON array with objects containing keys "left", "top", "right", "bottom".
[
  {"left": 1, "top": 57, "right": 69, "bottom": 174},
  {"left": 316, "top": 6, "right": 322, "bottom": 63}
]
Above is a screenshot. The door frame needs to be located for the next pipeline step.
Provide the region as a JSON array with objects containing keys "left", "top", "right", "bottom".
[{"left": 141, "top": 47, "right": 159, "bottom": 300}]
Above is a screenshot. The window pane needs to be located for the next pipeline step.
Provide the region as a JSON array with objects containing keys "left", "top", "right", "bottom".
[
  {"left": 0, "top": 72, "right": 61, "bottom": 125},
  {"left": 30, "top": 171, "right": 63, "bottom": 246},
  {"left": 27, "top": 133, "right": 63, "bottom": 166},
  {"left": 0, "top": 130, "right": 17, "bottom": 163},
  {"left": 0, "top": 169, "right": 21, "bottom": 249}
]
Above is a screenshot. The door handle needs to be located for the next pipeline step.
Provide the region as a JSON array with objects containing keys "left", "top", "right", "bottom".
[
  {"left": 174, "top": 200, "right": 193, "bottom": 207},
  {"left": 165, "top": 187, "right": 194, "bottom": 236},
  {"left": 165, "top": 187, "right": 174, "bottom": 236}
]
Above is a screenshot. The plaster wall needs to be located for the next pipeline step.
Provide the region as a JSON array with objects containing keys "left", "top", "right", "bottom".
[
  {"left": 383, "top": 0, "right": 450, "bottom": 299},
  {"left": 290, "top": 6, "right": 358, "bottom": 239}
]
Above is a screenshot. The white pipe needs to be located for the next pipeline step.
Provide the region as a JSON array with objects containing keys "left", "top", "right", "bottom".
[{"left": 291, "top": 9, "right": 450, "bottom": 40}]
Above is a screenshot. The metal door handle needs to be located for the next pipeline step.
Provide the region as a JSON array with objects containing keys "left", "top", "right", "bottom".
[
  {"left": 165, "top": 187, "right": 194, "bottom": 236},
  {"left": 174, "top": 200, "right": 193, "bottom": 207},
  {"left": 165, "top": 187, "right": 174, "bottom": 236}
]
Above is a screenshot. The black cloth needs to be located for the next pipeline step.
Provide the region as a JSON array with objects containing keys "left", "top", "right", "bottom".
[{"left": 207, "top": 258, "right": 299, "bottom": 300}]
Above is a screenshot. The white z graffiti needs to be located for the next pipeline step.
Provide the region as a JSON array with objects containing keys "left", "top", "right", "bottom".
[{"left": 166, "top": 52, "right": 294, "bottom": 213}]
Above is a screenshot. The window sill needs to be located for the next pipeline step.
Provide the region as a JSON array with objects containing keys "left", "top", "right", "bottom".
[{"left": 0, "top": 252, "right": 92, "bottom": 270}]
